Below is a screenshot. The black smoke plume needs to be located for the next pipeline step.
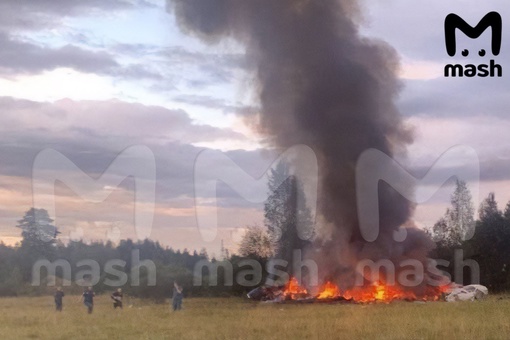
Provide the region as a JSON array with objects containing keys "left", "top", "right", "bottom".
[{"left": 167, "top": 0, "right": 441, "bottom": 292}]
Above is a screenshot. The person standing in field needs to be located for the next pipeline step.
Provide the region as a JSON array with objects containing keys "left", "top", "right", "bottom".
[
  {"left": 111, "top": 288, "right": 123, "bottom": 309},
  {"left": 82, "top": 286, "right": 95, "bottom": 314},
  {"left": 54, "top": 287, "right": 64, "bottom": 312},
  {"left": 172, "top": 281, "right": 183, "bottom": 311}
]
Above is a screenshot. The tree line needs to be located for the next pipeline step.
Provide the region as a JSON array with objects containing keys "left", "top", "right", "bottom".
[
  {"left": 0, "top": 210, "right": 209, "bottom": 300},
  {"left": 429, "top": 180, "right": 510, "bottom": 292}
]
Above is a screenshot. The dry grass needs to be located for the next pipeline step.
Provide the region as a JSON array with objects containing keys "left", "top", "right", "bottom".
[{"left": 0, "top": 295, "right": 509, "bottom": 339}]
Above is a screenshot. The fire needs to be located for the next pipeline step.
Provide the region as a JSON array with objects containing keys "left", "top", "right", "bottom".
[
  {"left": 282, "top": 277, "right": 449, "bottom": 303},
  {"left": 343, "top": 281, "right": 420, "bottom": 303},
  {"left": 317, "top": 281, "right": 341, "bottom": 299},
  {"left": 375, "top": 282, "right": 385, "bottom": 300},
  {"left": 283, "top": 277, "right": 308, "bottom": 299}
]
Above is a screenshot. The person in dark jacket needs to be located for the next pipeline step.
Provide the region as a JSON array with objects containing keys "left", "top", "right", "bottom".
[
  {"left": 82, "top": 286, "right": 95, "bottom": 314},
  {"left": 54, "top": 287, "right": 64, "bottom": 311},
  {"left": 111, "top": 288, "right": 123, "bottom": 309},
  {"left": 172, "top": 281, "right": 183, "bottom": 311}
]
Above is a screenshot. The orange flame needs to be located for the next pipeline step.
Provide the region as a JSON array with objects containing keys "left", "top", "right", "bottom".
[
  {"left": 283, "top": 277, "right": 308, "bottom": 299},
  {"left": 282, "top": 277, "right": 449, "bottom": 303},
  {"left": 317, "top": 281, "right": 341, "bottom": 299}
]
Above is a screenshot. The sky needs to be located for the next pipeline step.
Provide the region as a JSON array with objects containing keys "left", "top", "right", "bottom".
[{"left": 0, "top": 0, "right": 509, "bottom": 257}]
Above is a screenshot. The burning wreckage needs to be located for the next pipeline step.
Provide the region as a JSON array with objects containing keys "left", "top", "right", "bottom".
[{"left": 248, "top": 279, "right": 488, "bottom": 304}]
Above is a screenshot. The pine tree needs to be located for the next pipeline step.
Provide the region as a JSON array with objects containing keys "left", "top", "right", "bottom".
[
  {"left": 479, "top": 192, "right": 500, "bottom": 223},
  {"left": 449, "top": 179, "right": 475, "bottom": 241},
  {"left": 432, "top": 180, "right": 474, "bottom": 246},
  {"left": 16, "top": 208, "right": 59, "bottom": 280},
  {"left": 264, "top": 161, "right": 314, "bottom": 267},
  {"left": 17, "top": 208, "right": 59, "bottom": 257}
]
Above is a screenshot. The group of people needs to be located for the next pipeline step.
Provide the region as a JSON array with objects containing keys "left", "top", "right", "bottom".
[
  {"left": 54, "top": 286, "right": 122, "bottom": 314},
  {"left": 53, "top": 282, "right": 184, "bottom": 313}
]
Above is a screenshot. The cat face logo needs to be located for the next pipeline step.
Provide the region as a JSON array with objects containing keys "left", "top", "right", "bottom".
[
  {"left": 444, "top": 11, "right": 502, "bottom": 57},
  {"left": 444, "top": 12, "right": 503, "bottom": 77}
]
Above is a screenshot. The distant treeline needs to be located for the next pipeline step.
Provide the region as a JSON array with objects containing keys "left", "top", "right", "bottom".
[{"left": 0, "top": 237, "right": 270, "bottom": 301}]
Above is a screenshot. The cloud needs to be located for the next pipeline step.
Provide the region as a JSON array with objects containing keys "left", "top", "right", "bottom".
[
  {"left": 406, "top": 115, "right": 510, "bottom": 183},
  {"left": 0, "top": 96, "right": 256, "bottom": 204},
  {"left": 0, "top": 96, "right": 263, "bottom": 202},
  {"left": 172, "top": 94, "right": 258, "bottom": 115},
  {"left": 0, "top": 32, "right": 166, "bottom": 82},
  {"left": 0, "top": 1, "right": 165, "bottom": 82},
  {"left": 0, "top": 33, "right": 119, "bottom": 75},
  {"left": 0, "top": 97, "right": 247, "bottom": 144},
  {"left": 112, "top": 42, "right": 161, "bottom": 56},
  {"left": 159, "top": 46, "right": 253, "bottom": 88},
  {"left": 0, "top": 1, "right": 252, "bottom": 94},
  {"left": 399, "top": 76, "right": 510, "bottom": 118},
  {"left": 0, "top": 0, "right": 139, "bottom": 31}
]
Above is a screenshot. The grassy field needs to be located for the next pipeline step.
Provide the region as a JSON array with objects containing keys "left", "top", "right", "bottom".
[{"left": 0, "top": 295, "right": 509, "bottom": 339}]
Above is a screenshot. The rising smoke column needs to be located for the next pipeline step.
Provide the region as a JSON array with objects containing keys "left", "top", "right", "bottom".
[{"left": 168, "top": 0, "right": 438, "bottom": 290}]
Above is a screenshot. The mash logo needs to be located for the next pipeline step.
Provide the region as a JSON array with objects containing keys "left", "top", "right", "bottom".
[{"left": 444, "top": 11, "right": 502, "bottom": 77}]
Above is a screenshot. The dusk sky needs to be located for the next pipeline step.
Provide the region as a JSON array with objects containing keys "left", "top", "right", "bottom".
[{"left": 1, "top": 0, "right": 509, "bottom": 257}]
